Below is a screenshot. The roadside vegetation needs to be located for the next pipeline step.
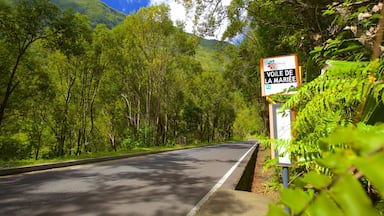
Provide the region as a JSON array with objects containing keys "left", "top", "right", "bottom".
[
  {"left": 195, "top": 0, "right": 384, "bottom": 214},
  {"left": 3, "top": 0, "right": 383, "bottom": 214},
  {"left": 0, "top": 141, "right": 226, "bottom": 168},
  {"left": 0, "top": 0, "right": 262, "bottom": 166}
]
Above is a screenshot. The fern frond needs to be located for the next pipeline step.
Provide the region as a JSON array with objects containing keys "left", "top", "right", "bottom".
[{"left": 282, "top": 61, "right": 379, "bottom": 168}]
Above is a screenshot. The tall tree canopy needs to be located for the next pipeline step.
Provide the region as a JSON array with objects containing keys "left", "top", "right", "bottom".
[
  {"left": 0, "top": 0, "right": 60, "bottom": 128},
  {"left": 0, "top": 1, "right": 248, "bottom": 161}
]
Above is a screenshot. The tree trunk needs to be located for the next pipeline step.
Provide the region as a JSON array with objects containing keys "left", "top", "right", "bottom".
[
  {"left": 0, "top": 38, "right": 35, "bottom": 127},
  {"left": 0, "top": 53, "right": 23, "bottom": 128},
  {"left": 76, "top": 128, "right": 82, "bottom": 155},
  {"left": 108, "top": 113, "right": 117, "bottom": 151},
  {"left": 163, "top": 112, "right": 168, "bottom": 145}
]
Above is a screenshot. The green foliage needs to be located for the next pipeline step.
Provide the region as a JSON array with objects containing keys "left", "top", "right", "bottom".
[
  {"left": 186, "top": 71, "right": 237, "bottom": 142},
  {"left": 223, "top": 32, "right": 270, "bottom": 136},
  {"left": 224, "top": 0, "right": 335, "bottom": 65},
  {"left": 312, "top": 0, "right": 382, "bottom": 64},
  {"left": 7, "top": 0, "right": 126, "bottom": 29},
  {"left": 195, "top": 45, "right": 227, "bottom": 73},
  {"left": 266, "top": 124, "right": 384, "bottom": 216},
  {"left": 276, "top": 60, "right": 384, "bottom": 169},
  {"left": 0, "top": 2, "right": 245, "bottom": 162},
  {"left": 261, "top": 1, "right": 384, "bottom": 214},
  {"left": 0, "top": 0, "right": 62, "bottom": 129},
  {"left": 199, "top": 38, "right": 229, "bottom": 50},
  {"left": 233, "top": 104, "right": 264, "bottom": 139},
  {"left": 0, "top": 136, "right": 31, "bottom": 161}
]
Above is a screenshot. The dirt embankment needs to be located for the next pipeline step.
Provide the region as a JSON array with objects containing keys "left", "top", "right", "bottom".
[{"left": 251, "top": 146, "right": 280, "bottom": 201}]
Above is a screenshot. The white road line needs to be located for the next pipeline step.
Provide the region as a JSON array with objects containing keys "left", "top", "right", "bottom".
[{"left": 187, "top": 143, "right": 257, "bottom": 216}]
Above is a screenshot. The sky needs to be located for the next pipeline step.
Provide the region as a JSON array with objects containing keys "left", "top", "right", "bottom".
[
  {"left": 101, "top": 0, "right": 148, "bottom": 14},
  {"left": 100, "top": 0, "right": 230, "bottom": 41}
]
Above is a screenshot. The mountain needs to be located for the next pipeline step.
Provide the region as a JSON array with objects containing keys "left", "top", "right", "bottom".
[
  {"left": 50, "top": 0, "right": 126, "bottom": 28},
  {"left": 5, "top": 0, "right": 126, "bottom": 29},
  {"left": 196, "top": 38, "right": 231, "bottom": 73}
]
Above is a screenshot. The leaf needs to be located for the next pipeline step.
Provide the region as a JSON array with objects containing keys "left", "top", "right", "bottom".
[
  {"left": 352, "top": 125, "right": 384, "bottom": 154},
  {"left": 265, "top": 204, "right": 289, "bottom": 216},
  {"left": 321, "top": 124, "right": 384, "bottom": 155},
  {"left": 321, "top": 126, "right": 352, "bottom": 146},
  {"left": 280, "top": 188, "right": 312, "bottom": 214},
  {"left": 354, "top": 151, "right": 384, "bottom": 197},
  {"left": 307, "top": 191, "right": 344, "bottom": 216},
  {"left": 316, "top": 151, "right": 354, "bottom": 174},
  {"left": 330, "top": 173, "right": 378, "bottom": 216},
  {"left": 323, "top": 9, "right": 335, "bottom": 15},
  {"left": 300, "top": 171, "right": 331, "bottom": 189}
]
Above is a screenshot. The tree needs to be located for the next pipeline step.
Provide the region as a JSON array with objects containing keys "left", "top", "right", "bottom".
[
  {"left": 0, "top": 1, "right": 240, "bottom": 160},
  {"left": 0, "top": 0, "right": 61, "bottom": 129},
  {"left": 47, "top": 12, "right": 93, "bottom": 156},
  {"left": 108, "top": 5, "right": 201, "bottom": 147},
  {"left": 223, "top": 33, "right": 269, "bottom": 134},
  {"left": 185, "top": 71, "right": 236, "bottom": 142},
  {"left": 311, "top": 0, "right": 383, "bottom": 63}
]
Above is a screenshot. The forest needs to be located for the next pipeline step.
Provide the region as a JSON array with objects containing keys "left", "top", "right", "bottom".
[
  {"left": 1, "top": 0, "right": 384, "bottom": 214},
  {"left": 0, "top": 0, "right": 264, "bottom": 161}
]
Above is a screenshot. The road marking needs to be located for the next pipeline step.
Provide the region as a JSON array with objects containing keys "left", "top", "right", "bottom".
[{"left": 187, "top": 143, "right": 257, "bottom": 216}]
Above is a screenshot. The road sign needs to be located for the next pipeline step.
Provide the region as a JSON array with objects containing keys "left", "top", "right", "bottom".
[
  {"left": 260, "top": 54, "right": 299, "bottom": 96},
  {"left": 271, "top": 103, "right": 292, "bottom": 166}
]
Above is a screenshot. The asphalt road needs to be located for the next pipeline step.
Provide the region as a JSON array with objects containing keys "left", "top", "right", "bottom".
[{"left": 0, "top": 142, "right": 256, "bottom": 216}]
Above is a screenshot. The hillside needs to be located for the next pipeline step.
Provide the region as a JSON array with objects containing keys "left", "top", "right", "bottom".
[
  {"left": 50, "top": 0, "right": 126, "bottom": 28},
  {"left": 197, "top": 38, "right": 231, "bottom": 73},
  {"left": 5, "top": 0, "right": 126, "bottom": 29}
]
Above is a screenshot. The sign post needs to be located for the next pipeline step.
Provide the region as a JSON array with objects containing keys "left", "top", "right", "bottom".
[
  {"left": 260, "top": 54, "right": 300, "bottom": 213},
  {"left": 272, "top": 104, "right": 292, "bottom": 166}
]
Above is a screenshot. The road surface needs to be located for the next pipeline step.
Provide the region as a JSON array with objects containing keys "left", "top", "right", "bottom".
[{"left": 0, "top": 142, "right": 256, "bottom": 216}]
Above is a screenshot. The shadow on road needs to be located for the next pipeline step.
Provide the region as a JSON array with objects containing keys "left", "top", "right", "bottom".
[{"left": 0, "top": 142, "right": 255, "bottom": 216}]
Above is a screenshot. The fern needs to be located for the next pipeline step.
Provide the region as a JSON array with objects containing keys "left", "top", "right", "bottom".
[
  {"left": 266, "top": 124, "right": 384, "bottom": 216},
  {"left": 277, "top": 61, "right": 369, "bottom": 167},
  {"left": 266, "top": 1, "right": 384, "bottom": 214},
  {"left": 266, "top": 59, "right": 384, "bottom": 215}
]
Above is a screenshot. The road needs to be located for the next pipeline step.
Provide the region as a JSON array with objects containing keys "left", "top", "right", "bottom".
[{"left": 0, "top": 142, "right": 256, "bottom": 216}]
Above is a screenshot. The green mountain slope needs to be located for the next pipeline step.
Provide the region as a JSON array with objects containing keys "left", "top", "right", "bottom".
[
  {"left": 6, "top": 0, "right": 126, "bottom": 29},
  {"left": 197, "top": 38, "right": 231, "bottom": 73},
  {"left": 50, "top": 0, "right": 126, "bottom": 28},
  {"left": 199, "top": 38, "right": 229, "bottom": 50}
]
